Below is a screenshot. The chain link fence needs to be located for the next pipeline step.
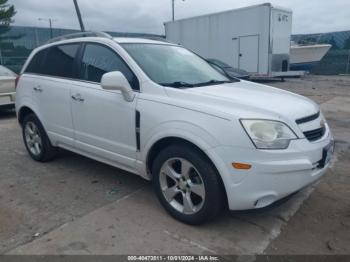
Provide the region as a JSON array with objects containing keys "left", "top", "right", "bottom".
[
  {"left": 292, "top": 30, "right": 350, "bottom": 76},
  {"left": 1, "top": 26, "right": 350, "bottom": 75},
  {"left": 0, "top": 55, "right": 27, "bottom": 73},
  {"left": 0, "top": 26, "right": 78, "bottom": 73},
  {"left": 0, "top": 26, "right": 165, "bottom": 74},
  {"left": 311, "top": 49, "right": 350, "bottom": 75}
]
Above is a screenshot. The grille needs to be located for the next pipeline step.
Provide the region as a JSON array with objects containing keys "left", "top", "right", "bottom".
[{"left": 303, "top": 127, "right": 326, "bottom": 142}]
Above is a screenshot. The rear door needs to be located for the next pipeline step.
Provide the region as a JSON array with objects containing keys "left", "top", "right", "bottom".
[
  {"left": 239, "top": 35, "right": 259, "bottom": 73},
  {"left": 26, "top": 44, "right": 80, "bottom": 147},
  {"left": 71, "top": 43, "right": 139, "bottom": 170}
]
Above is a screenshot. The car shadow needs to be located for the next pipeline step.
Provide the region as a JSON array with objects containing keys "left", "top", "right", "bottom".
[{"left": 0, "top": 109, "right": 16, "bottom": 120}]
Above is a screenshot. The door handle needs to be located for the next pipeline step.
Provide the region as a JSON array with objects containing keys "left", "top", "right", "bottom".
[
  {"left": 33, "top": 86, "right": 43, "bottom": 92},
  {"left": 71, "top": 94, "right": 85, "bottom": 102}
]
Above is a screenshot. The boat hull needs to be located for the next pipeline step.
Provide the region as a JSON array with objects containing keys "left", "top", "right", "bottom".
[
  {"left": 290, "top": 44, "right": 331, "bottom": 71},
  {"left": 290, "top": 62, "right": 318, "bottom": 71}
]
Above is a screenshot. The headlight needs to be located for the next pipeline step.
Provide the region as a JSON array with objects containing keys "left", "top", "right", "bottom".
[{"left": 240, "top": 119, "right": 297, "bottom": 149}]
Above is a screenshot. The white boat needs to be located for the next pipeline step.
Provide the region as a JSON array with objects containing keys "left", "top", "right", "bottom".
[{"left": 290, "top": 43, "right": 332, "bottom": 71}]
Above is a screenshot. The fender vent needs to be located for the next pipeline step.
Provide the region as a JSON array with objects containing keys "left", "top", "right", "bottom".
[{"left": 135, "top": 111, "right": 141, "bottom": 151}]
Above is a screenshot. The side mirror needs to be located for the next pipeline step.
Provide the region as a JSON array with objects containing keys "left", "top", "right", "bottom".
[{"left": 101, "top": 71, "right": 135, "bottom": 102}]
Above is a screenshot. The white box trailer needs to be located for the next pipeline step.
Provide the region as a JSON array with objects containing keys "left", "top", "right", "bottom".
[{"left": 165, "top": 3, "right": 303, "bottom": 77}]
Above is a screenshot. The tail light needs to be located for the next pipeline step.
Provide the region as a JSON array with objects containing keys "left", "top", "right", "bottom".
[{"left": 15, "top": 75, "right": 21, "bottom": 89}]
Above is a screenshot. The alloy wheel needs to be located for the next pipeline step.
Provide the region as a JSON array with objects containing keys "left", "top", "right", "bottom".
[
  {"left": 159, "top": 158, "right": 206, "bottom": 215},
  {"left": 24, "top": 121, "right": 43, "bottom": 156}
]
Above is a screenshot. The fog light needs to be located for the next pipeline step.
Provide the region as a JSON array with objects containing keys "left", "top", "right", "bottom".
[
  {"left": 254, "top": 195, "right": 276, "bottom": 208},
  {"left": 232, "top": 163, "right": 252, "bottom": 170}
]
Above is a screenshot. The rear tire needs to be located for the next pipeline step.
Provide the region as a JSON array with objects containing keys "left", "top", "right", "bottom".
[
  {"left": 22, "top": 114, "right": 57, "bottom": 162},
  {"left": 152, "top": 144, "right": 225, "bottom": 225}
]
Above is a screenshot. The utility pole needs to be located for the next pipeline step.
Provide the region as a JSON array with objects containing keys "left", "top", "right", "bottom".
[
  {"left": 172, "top": 0, "right": 175, "bottom": 21},
  {"left": 0, "top": 48, "right": 3, "bottom": 65},
  {"left": 172, "top": 0, "right": 185, "bottom": 21},
  {"left": 49, "top": 19, "right": 52, "bottom": 38},
  {"left": 73, "top": 0, "right": 85, "bottom": 32},
  {"left": 38, "top": 18, "right": 56, "bottom": 39},
  {"left": 346, "top": 49, "right": 350, "bottom": 75}
]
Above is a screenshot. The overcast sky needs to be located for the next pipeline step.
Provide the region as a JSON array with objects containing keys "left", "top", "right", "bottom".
[{"left": 9, "top": 0, "right": 350, "bottom": 35}]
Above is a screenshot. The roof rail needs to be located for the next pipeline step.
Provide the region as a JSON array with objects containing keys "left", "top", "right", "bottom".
[{"left": 46, "top": 31, "right": 113, "bottom": 44}]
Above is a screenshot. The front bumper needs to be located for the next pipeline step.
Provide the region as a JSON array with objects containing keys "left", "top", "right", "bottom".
[{"left": 206, "top": 126, "right": 334, "bottom": 210}]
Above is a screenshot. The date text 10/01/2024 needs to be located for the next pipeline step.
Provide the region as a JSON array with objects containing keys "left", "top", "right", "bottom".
[{"left": 127, "top": 256, "right": 220, "bottom": 261}]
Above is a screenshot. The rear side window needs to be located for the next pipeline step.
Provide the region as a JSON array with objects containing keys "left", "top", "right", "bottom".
[
  {"left": 25, "top": 48, "right": 48, "bottom": 74},
  {"left": 42, "top": 44, "right": 80, "bottom": 78},
  {"left": 80, "top": 44, "right": 139, "bottom": 90},
  {"left": 25, "top": 44, "right": 80, "bottom": 78}
]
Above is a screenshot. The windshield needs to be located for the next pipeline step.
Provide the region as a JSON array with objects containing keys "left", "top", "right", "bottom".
[{"left": 122, "top": 43, "right": 233, "bottom": 88}]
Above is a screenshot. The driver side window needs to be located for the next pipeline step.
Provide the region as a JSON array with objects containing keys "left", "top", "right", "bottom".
[{"left": 80, "top": 44, "right": 139, "bottom": 90}]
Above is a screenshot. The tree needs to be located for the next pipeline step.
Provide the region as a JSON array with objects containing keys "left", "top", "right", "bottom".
[{"left": 0, "top": 0, "right": 16, "bottom": 39}]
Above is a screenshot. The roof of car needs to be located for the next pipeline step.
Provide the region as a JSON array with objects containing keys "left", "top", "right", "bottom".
[
  {"left": 42, "top": 31, "right": 171, "bottom": 46},
  {"left": 113, "top": 37, "right": 171, "bottom": 45},
  {"left": 35, "top": 35, "right": 174, "bottom": 53},
  {"left": 0, "top": 65, "right": 17, "bottom": 77}
]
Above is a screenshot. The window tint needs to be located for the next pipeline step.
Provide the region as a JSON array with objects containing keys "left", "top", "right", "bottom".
[
  {"left": 80, "top": 44, "right": 139, "bottom": 90},
  {"left": 42, "top": 44, "right": 80, "bottom": 78},
  {"left": 25, "top": 48, "right": 49, "bottom": 74}
]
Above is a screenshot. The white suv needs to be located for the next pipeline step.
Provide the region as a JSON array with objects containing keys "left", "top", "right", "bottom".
[{"left": 15, "top": 32, "right": 334, "bottom": 224}]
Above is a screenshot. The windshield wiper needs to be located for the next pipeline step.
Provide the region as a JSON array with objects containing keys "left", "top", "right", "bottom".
[
  {"left": 160, "top": 81, "right": 195, "bottom": 88},
  {"left": 160, "top": 80, "right": 232, "bottom": 88},
  {"left": 193, "top": 80, "right": 232, "bottom": 87}
]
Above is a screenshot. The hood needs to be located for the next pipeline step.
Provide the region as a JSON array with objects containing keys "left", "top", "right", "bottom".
[{"left": 165, "top": 81, "right": 319, "bottom": 122}]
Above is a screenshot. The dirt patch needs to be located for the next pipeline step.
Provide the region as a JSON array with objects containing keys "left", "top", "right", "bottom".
[{"left": 0, "top": 206, "right": 25, "bottom": 241}]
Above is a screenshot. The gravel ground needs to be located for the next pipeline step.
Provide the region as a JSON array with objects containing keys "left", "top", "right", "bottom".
[{"left": 265, "top": 75, "right": 350, "bottom": 254}]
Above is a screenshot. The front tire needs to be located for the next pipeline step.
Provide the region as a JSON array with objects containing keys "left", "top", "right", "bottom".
[
  {"left": 22, "top": 114, "right": 57, "bottom": 162},
  {"left": 152, "top": 144, "right": 225, "bottom": 225}
]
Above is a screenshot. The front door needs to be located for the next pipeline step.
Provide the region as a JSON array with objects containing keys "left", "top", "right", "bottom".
[
  {"left": 71, "top": 43, "right": 140, "bottom": 171},
  {"left": 239, "top": 35, "right": 259, "bottom": 73}
]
